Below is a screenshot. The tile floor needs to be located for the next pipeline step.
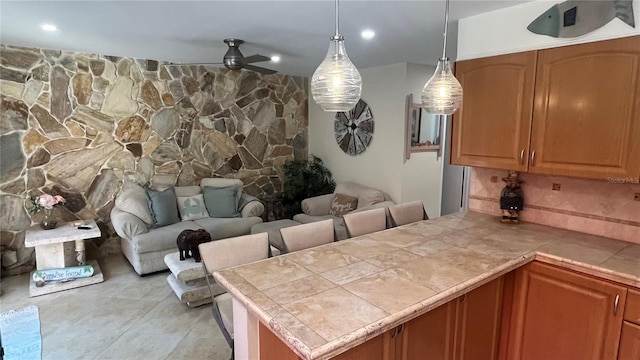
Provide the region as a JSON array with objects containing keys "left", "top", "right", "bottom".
[{"left": 0, "top": 254, "right": 231, "bottom": 360}]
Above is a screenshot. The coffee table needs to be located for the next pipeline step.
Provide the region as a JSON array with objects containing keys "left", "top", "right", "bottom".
[{"left": 25, "top": 220, "right": 104, "bottom": 297}]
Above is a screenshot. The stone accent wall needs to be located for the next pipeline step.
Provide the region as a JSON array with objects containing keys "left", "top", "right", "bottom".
[{"left": 0, "top": 45, "right": 309, "bottom": 275}]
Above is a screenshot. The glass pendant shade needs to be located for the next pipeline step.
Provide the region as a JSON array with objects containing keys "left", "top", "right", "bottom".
[
  {"left": 311, "top": 39, "right": 362, "bottom": 112},
  {"left": 421, "top": 58, "right": 463, "bottom": 115}
]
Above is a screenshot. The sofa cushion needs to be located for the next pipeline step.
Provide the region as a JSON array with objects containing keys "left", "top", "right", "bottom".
[
  {"left": 116, "top": 182, "right": 153, "bottom": 226},
  {"left": 194, "top": 217, "right": 263, "bottom": 240},
  {"left": 203, "top": 185, "right": 240, "bottom": 218},
  {"left": 200, "top": 178, "right": 243, "bottom": 201},
  {"left": 177, "top": 194, "right": 209, "bottom": 221},
  {"left": 132, "top": 221, "right": 203, "bottom": 254},
  {"left": 329, "top": 193, "right": 358, "bottom": 217},
  {"left": 146, "top": 186, "right": 181, "bottom": 228},
  {"left": 175, "top": 185, "right": 202, "bottom": 197},
  {"left": 335, "top": 182, "right": 385, "bottom": 209}
]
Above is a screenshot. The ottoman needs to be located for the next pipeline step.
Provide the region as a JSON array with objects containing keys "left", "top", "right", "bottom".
[
  {"left": 164, "top": 252, "right": 225, "bottom": 308},
  {"left": 251, "top": 219, "right": 301, "bottom": 256}
]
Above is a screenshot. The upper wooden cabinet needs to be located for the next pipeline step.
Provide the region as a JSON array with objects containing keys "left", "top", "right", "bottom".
[
  {"left": 451, "top": 35, "right": 640, "bottom": 180},
  {"left": 452, "top": 51, "right": 536, "bottom": 171}
]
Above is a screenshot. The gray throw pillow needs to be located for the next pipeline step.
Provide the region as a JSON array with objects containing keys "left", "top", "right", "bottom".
[
  {"left": 146, "top": 186, "right": 180, "bottom": 228},
  {"left": 203, "top": 185, "right": 240, "bottom": 218}
]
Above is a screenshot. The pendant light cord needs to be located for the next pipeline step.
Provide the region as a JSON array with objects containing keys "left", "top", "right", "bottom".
[
  {"left": 441, "top": 0, "right": 450, "bottom": 60},
  {"left": 335, "top": 0, "right": 340, "bottom": 37}
]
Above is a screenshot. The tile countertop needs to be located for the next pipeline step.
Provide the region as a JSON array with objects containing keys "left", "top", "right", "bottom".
[{"left": 213, "top": 211, "right": 640, "bottom": 360}]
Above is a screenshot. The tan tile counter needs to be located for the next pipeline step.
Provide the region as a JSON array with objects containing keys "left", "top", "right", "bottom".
[{"left": 213, "top": 211, "right": 640, "bottom": 360}]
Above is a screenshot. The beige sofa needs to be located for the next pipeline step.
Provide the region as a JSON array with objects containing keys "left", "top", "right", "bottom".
[
  {"left": 111, "top": 178, "right": 264, "bottom": 275},
  {"left": 293, "top": 182, "right": 395, "bottom": 240}
]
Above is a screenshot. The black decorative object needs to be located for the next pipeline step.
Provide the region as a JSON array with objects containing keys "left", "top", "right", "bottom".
[
  {"left": 176, "top": 229, "right": 212, "bottom": 262},
  {"left": 500, "top": 170, "right": 524, "bottom": 224},
  {"left": 334, "top": 99, "right": 373, "bottom": 156}
]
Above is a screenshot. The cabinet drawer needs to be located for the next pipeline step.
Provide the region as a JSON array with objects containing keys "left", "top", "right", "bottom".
[{"left": 625, "top": 289, "right": 640, "bottom": 325}]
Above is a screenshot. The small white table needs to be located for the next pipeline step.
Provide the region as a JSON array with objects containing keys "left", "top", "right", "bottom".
[{"left": 25, "top": 220, "right": 104, "bottom": 296}]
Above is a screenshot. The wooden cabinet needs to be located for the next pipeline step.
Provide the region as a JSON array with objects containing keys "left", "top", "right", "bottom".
[
  {"left": 506, "top": 261, "right": 627, "bottom": 359},
  {"left": 259, "top": 321, "right": 395, "bottom": 360},
  {"left": 452, "top": 51, "right": 536, "bottom": 171},
  {"left": 452, "top": 35, "right": 640, "bottom": 180},
  {"left": 258, "top": 277, "right": 503, "bottom": 360},
  {"left": 619, "top": 289, "right": 640, "bottom": 359},
  {"left": 399, "top": 277, "right": 504, "bottom": 360}
]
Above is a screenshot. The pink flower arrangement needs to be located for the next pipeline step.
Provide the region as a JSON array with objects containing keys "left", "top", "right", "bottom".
[
  {"left": 38, "top": 194, "right": 65, "bottom": 209},
  {"left": 28, "top": 193, "right": 66, "bottom": 215}
]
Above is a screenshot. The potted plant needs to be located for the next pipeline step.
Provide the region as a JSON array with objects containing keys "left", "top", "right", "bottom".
[{"left": 279, "top": 156, "right": 335, "bottom": 219}]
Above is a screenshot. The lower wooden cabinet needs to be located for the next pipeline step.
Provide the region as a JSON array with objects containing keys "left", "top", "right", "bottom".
[
  {"left": 505, "top": 261, "right": 627, "bottom": 360},
  {"left": 258, "top": 277, "right": 504, "bottom": 360},
  {"left": 399, "top": 277, "right": 504, "bottom": 360},
  {"left": 618, "top": 321, "right": 640, "bottom": 359}
]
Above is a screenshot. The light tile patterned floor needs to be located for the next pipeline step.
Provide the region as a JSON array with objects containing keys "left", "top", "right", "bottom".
[{"left": 0, "top": 255, "right": 231, "bottom": 360}]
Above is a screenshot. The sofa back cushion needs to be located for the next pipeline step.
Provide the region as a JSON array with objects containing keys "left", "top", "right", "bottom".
[
  {"left": 175, "top": 185, "right": 202, "bottom": 197},
  {"left": 146, "top": 186, "right": 181, "bottom": 228},
  {"left": 116, "top": 182, "right": 153, "bottom": 226},
  {"left": 203, "top": 185, "right": 240, "bottom": 218},
  {"left": 334, "top": 182, "right": 385, "bottom": 209}
]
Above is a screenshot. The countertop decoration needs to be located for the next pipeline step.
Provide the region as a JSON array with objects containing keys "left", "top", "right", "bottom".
[{"left": 500, "top": 170, "right": 524, "bottom": 224}]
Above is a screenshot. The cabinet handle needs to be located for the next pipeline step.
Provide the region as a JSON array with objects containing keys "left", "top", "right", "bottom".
[
  {"left": 614, "top": 294, "right": 620, "bottom": 315},
  {"left": 391, "top": 324, "right": 405, "bottom": 338},
  {"left": 460, "top": 293, "right": 467, "bottom": 303},
  {"left": 530, "top": 150, "right": 536, "bottom": 166},
  {"left": 520, "top": 149, "right": 525, "bottom": 165}
]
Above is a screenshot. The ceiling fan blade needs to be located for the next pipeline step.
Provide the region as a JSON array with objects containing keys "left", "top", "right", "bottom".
[
  {"left": 243, "top": 54, "right": 271, "bottom": 64},
  {"left": 176, "top": 62, "right": 224, "bottom": 65},
  {"left": 243, "top": 64, "right": 277, "bottom": 75}
]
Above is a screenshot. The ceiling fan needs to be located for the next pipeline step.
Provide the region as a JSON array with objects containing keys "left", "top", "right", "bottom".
[{"left": 183, "top": 38, "right": 277, "bottom": 75}]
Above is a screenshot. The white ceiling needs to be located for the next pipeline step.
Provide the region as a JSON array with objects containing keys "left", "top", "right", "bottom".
[{"left": 0, "top": 1, "right": 533, "bottom": 76}]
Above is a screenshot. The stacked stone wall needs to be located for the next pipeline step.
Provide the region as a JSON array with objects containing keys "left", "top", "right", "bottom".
[{"left": 0, "top": 45, "right": 309, "bottom": 275}]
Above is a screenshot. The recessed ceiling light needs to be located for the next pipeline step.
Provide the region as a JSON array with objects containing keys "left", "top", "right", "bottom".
[
  {"left": 361, "top": 29, "right": 375, "bottom": 40},
  {"left": 271, "top": 55, "right": 281, "bottom": 63},
  {"left": 40, "top": 24, "right": 58, "bottom": 32}
]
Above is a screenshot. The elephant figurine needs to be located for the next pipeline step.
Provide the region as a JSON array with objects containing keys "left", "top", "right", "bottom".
[{"left": 177, "top": 229, "right": 212, "bottom": 262}]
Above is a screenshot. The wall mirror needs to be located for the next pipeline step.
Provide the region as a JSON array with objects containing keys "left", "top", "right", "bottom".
[{"left": 405, "top": 94, "right": 443, "bottom": 160}]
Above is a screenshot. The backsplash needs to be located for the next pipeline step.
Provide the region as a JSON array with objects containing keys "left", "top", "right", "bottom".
[{"left": 469, "top": 167, "right": 640, "bottom": 244}]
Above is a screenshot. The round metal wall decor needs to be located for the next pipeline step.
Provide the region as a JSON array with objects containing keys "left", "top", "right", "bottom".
[{"left": 334, "top": 99, "right": 374, "bottom": 156}]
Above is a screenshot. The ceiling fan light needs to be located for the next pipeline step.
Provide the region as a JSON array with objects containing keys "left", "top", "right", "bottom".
[
  {"left": 421, "top": 58, "right": 463, "bottom": 115},
  {"left": 311, "top": 39, "right": 362, "bottom": 112}
]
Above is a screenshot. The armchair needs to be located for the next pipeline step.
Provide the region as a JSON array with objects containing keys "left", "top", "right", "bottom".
[{"left": 292, "top": 182, "right": 395, "bottom": 240}]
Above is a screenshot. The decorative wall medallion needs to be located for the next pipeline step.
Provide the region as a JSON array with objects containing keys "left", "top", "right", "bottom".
[{"left": 334, "top": 99, "right": 374, "bottom": 156}]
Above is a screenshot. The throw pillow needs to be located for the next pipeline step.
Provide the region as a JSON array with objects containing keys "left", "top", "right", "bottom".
[
  {"left": 146, "top": 186, "right": 181, "bottom": 228},
  {"left": 116, "top": 182, "right": 154, "bottom": 226},
  {"left": 203, "top": 185, "right": 240, "bottom": 218},
  {"left": 177, "top": 194, "right": 209, "bottom": 221},
  {"left": 329, "top": 193, "right": 359, "bottom": 217}
]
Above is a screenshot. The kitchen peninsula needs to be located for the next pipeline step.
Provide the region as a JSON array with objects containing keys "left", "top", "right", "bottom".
[{"left": 213, "top": 211, "right": 640, "bottom": 359}]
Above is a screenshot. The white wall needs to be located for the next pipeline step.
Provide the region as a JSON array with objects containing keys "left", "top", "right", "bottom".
[
  {"left": 308, "top": 62, "right": 444, "bottom": 218},
  {"left": 458, "top": 0, "right": 640, "bottom": 60}
]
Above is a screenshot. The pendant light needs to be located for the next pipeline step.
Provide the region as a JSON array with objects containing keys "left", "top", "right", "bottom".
[
  {"left": 311, "top": 0, "right": 362, "bottom": 112},
  {"left": 421, "top": 0, "right": 463, "bottom": 115}
]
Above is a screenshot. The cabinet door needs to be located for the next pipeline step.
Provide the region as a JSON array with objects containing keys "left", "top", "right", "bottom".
[
  {"left": 618, "top": 321, "right": 640, "bottom": 360},
  {"left": 451, "top": 51, "right": 536, "bottom": 171},
  {"left": 507, "top": 261, "right": 627, "bottom": 360},
  {"left": 401, "top": 300, "right": 456, "bottom": 360},
  {"left": 258, "top": 321, "right": 394, "bottom": 360},
  {"left": 453, "top": 277, "right": 504, "bottom": 360},
  {"left": 530, "top": 35, "right": 640, "bottom": 179}
]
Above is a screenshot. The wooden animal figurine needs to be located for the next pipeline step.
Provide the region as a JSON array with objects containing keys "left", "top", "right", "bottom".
[
  {"left": 500, "top": 171, "right": 524, "bottom": 224},
  {"left": 177, "top": 229, "right": 212, "bottom": 262}
]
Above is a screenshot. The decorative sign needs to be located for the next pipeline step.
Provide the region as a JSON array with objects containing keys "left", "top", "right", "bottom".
[
  {"left": 334, "top": 99, "right": 374, "bottom": 156},
  {"left": 32, "top": 265, "right": 94, "bottom": 283}
]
